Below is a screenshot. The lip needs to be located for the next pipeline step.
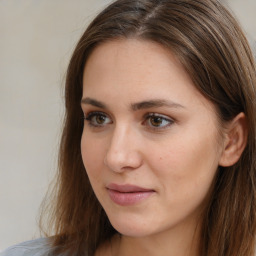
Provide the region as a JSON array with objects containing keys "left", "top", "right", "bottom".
[{"left": 106, "top": 183, "right": 155, "bottom": 206}]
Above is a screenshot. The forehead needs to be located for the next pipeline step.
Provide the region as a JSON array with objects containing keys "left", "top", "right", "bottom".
[
  {"left": 84, "top": 39, "right": 186, "bottom": 75},
  {"left": 83, "top": 39, "right": 190, "bottom": 91},
  {"left": 82, "top": 39, "right": 215, "bottom": 114}
]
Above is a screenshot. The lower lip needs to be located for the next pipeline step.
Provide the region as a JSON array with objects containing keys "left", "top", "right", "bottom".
[{"left": 107, "top": 189, "right": 155, "bottom": 206}]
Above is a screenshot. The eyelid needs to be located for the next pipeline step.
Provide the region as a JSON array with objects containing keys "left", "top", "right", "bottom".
[
  {"left": 143, "top": 112, "right": 174, "bottom": 121},
  {"left": 84, "top": 111, "right": 106, "bottom": 119}
]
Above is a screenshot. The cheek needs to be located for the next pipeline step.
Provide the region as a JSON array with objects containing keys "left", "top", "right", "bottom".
[
  {"left": 150, "top": 134, "right": 219, "bottom": 201},
  {"left": 81, "top": 133, "right": 105, "bottom": 180}
]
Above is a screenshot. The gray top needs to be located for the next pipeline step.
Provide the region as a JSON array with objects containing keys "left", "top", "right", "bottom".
[{"left": 0, "top": 238, "right": 53, "bottom": 256}]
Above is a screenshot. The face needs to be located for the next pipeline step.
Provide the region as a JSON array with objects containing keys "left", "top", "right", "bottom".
[{"left": 81, "top": 39, "right": 223, "bottom": 238}]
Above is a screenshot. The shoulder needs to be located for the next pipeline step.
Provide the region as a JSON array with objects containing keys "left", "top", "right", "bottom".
[{"left": 0, "top": 238, "right": 53, "bottom": 256}]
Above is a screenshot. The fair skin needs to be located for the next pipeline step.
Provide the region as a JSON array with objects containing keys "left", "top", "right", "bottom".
[{"left": 80, "top": 39, "right": 247, "bottom": 256}]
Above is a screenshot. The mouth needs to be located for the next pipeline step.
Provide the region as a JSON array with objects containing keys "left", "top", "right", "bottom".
[{"left": 106, "top": 183, "right": 155, "bottom": 206}]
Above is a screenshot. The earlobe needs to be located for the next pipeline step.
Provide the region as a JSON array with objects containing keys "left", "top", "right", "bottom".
[{"left": 219, "top": 112, "right": 248, "bottom": 167}]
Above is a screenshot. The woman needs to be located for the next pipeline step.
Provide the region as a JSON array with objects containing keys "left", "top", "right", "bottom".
[{"left": 2, "top": 0, "right": 256, "bottom": 255}]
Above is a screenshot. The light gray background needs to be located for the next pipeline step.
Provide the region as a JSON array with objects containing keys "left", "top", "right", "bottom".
[{"left": 0, "top": 0, "right": 255, "bottom": 250}]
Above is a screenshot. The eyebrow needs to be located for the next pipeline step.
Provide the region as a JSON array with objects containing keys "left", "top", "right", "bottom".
[
  {"left": 81, "top": 97, "right": 185, "bottom": 111},
  {"left": 131, "top": 99, "right": 185, "bottom": 111},
  {"left": 81, "top": 97, "right": 107, "bottom": 109}
]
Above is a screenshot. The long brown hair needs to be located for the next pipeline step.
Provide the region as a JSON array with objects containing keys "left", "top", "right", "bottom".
[{"left": 40, "top": 0, "right": 256, "bottom": 255}]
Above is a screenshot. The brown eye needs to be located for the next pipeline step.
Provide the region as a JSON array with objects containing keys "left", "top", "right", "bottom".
[
  {"left": 149, "top": 116, "right": 164, "bottom": 127},
  {"left": 85, "top": 112, "right": 112, "bottom": 127},
  {"left": 95, "top": 115, "right": 107, "bottom": 124},
  {"left": 144, "top": 114, "right": 174, "bottom": 129}
]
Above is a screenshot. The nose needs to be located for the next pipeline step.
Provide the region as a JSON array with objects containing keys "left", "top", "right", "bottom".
[{"left": 104, "top": 125, "right": 143, "bottom": 173}]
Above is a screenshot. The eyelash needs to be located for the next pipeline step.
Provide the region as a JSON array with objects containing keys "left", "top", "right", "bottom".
[{"left": 84, "top": 111, "right": 174, "bottom": 130}]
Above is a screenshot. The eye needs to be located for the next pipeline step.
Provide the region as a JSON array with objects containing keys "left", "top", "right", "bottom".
[
  {"left": 144, "top": 113, "right": 174, "bottom": 129},
  {"left": 84, "top": 112, "right": 112, "bottom": 127}
]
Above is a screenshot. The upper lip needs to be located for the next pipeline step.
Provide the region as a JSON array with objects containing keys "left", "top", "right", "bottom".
[{"left": 107, "top": 183, "right": 155, "bottom": 193}]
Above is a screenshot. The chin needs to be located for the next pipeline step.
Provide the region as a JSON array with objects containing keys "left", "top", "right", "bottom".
[
  {"left": 106, "top": 212, "right": 159, "bottom": 237},
  {"left": 111, "top": 222, "right": 152, "bottom": 237}
]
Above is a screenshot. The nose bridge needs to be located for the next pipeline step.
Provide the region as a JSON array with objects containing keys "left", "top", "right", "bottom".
[
  {"left": 111, "top": 123, "right": 130, "bottom": 151},
  {"left": 105, "top": 122, "right": 142, "bottom": 172}
]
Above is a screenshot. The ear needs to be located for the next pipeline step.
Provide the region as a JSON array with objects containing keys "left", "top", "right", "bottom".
[{"left": 219, "top": 112, "right": 248, "bottom": 167}]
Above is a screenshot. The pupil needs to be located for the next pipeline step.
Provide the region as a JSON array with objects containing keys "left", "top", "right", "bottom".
[
  {"left": 96, "top": 115, "right": 105, "bottom": 124},
  {"left": 151, "top": 117, "right": 162, "bottom": 126}
]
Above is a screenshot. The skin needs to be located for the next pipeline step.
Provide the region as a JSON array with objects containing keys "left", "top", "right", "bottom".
[{"left": 81, "top": 39, "right": 228, "bottom": 256}]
